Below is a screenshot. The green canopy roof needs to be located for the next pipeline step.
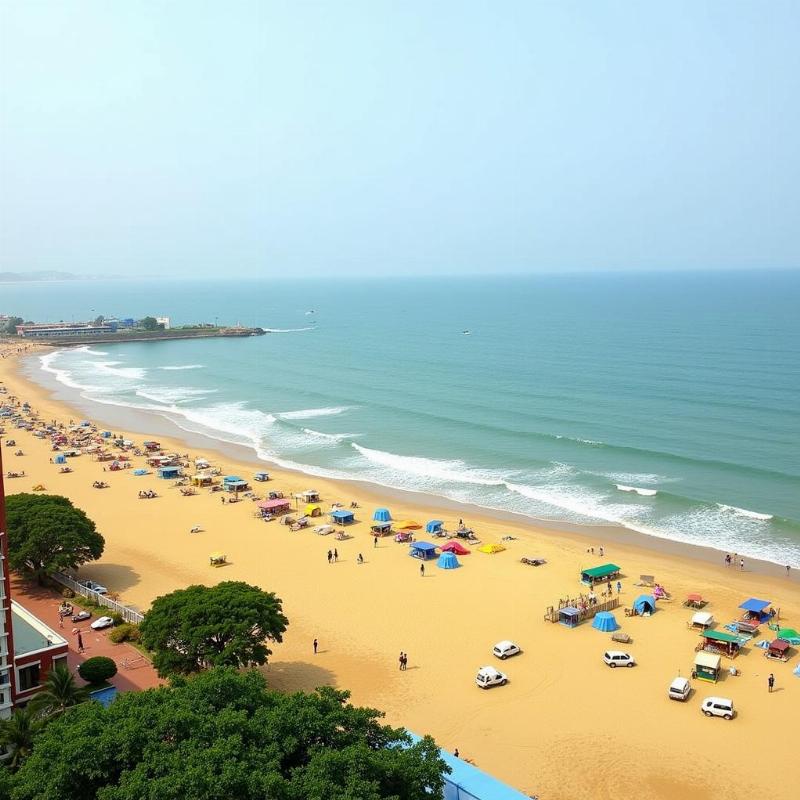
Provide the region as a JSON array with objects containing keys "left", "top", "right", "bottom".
[
  {"left": 581, "top": 563, "right": 621, "bottom": 579},
  {"left": 703, "top": 630, "right": 741, "bottom": 644}
]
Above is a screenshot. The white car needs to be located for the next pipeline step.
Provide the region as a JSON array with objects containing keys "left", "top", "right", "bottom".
[
  {"left": 492, "top": 640, "right": 521, "bottom": 660},
  {"left": 476, "top": 666, "right": 508, "bottom": 689},
  {"left": 668, "top": 676, "right": 691, "bottom": 701},
  {"left": 80, "top": 580, "right": 108, "bottom": 595},
  {"left": 90, "top": 616, "right": 114, "bottom": 630},
  {"left": 701, "top": 697, "right": 735, "bottom": 720},
  {"left": 603, "top": 650, "right": 636, "bottom": 668}
]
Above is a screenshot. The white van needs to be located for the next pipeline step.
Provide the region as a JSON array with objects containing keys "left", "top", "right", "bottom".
[
  {"left": 668, "top": 677, "right": 691, "bottom": 701},
  {"left": 701, "top": 697, "right": 735, "bottom": 719},
  {"left": 475, "top": 666, "right": 508, "bottom": 689}
]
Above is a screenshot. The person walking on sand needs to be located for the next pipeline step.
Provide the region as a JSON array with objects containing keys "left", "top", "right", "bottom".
[
  {"left": 768, "top": 673, "right": 775, "bottom": 693},
  {"left": 77, "top": 632, "right": 84, "bottom": 653},
  {"left": 420, "top": 563, "right": 425, "bottom": 577},
  {"left": 333, "top": 548, "right": 338, "bottom": 562},
  {"left": 401, "top": 653, "right": 407, "bottom": 670},
  {"left": 313, "top": 638, "right": 318, "bottom": 655},
  {"left": 616, "top": 580, "right": 622, "bottom": 594},
  {"left": 740, "top": 558, "right": 745, "bottom": 571},
  {"left": 599, "top": 546, "right": 604, "bottom": 557},
  {"left": 327, "top": 550, "right": 332, "bottom": 564},
  {"left": 399, "top": 652, "right": 404, "bottom": 671},
  {"left": 374, "top": 535, "right": 378, "bottom": 548},
  {"left": 357, "top": 553, "right": 364, "bottom": 564}
]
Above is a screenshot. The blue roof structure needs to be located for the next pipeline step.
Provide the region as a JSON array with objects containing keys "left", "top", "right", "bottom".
[
  {"left": 373, "top": 507, "right": 392, "bottom": 522},
  {"left": 406, "top": 733, "right": 532, "bottom": 800},
  {"left": 157, "top": 466, "right": 181, "bottom": 478},
  {"left": 54, "top": 454, "right": 66, "bottom": 464},
  {"left": 739, "top": 598, "right": 770, "bottom": 613},
  {"left": 331, "top": 509, "right": 354, "bottom": 523},
  {"left": 592, "top": 611, "right": 619, "bottom": 632},
  {"left": 409, "top": 542, "right": 438, "bottom": 560},
  {"left": 223, "top": 475, "right": 242, "bottom": 483},
  {"left": 437, "top": 552, "right": 460, "bottom": 569}
]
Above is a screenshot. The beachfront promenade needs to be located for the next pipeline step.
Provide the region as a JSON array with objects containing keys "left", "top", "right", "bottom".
[{"left": 1, "top": 343, "right": 798, "bottom": 800}]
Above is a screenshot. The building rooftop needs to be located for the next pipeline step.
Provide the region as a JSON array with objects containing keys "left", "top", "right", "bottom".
[{"left": 11, "top": 600, "right": 68, "bottom": 656}]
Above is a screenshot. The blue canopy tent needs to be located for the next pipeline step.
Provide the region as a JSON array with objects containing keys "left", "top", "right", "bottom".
[
  {"left": 559, "top": 607, "right": 580, "bottom": 628},
  {"left": 54, "top": 454, "right": 67, "bottom": 464},
  {"left": 100, "top": 431, "right": 112, "bottom": 438},
  {"left": 426, "top": 520, "right": 444, "bottom": 535},
  {"left": 592, "top": 611, "right": 619, "bottom": 632},
  {"left": 331, "top": 509, "right": 355, "bottom": 525},
  {"left": 409, "top": 542, "right": 438, "bottom": 560},
  {"left": 133, "top": 468, "right": 148, "bottom": 476},
  {"left": 373, "top": 507, "right": 392, "bottom": 522},
  {"left": 157, "top": 466, "right": 181, "bottom": 479},
  {"left": 633, "top": 594, "right": 657, "bottom": 615},
  {"left": 437, "top": 552, "right": 460, "bottom": 569},
  {"left": 739, "top": 598, "right": 772, "bottom": 623}
]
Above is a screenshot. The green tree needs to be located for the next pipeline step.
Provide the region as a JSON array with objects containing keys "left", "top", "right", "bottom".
[
  {"left": 5, "top": 494, "right": 104, "bottom": 584},
  {"left": 9, "top": 668, "right": 447, "bottom": 800},
  {"left": 78, "top": 656, "right": 117, "bottom": 685},
  {"left": 139, "top": 581, "right": 288, "bottom": 677},
  {"left": 139, "top": 316, "right": 161, "bottom": 331},
  {"left": 3, "top": 316, "right": 23, "bottom": 334},
  {"left": 0, "top": 707, "right": 44, "bottom": 771},
  {"left": 29, "top": 664, "right": 89, "bottom": 718}
]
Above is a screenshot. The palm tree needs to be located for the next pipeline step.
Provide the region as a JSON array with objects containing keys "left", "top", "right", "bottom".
[
  {"left": 0, "top": 707, "right": 44, "bottom": 769},
  {"left": 28, "top": 663, "right": 89, "bottom": 719}
]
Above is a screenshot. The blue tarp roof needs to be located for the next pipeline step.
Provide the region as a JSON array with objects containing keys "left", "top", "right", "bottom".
[
  {"left": 560, "top": 607, "right": 580, "bottom": 616},
  {"left": 331, "top": 510, "right": 354, "bottom": 521},
  {"left": 426, "top": 520, "right": 444, "bottom": 532},
  {"left": 411, "top": 542, "right": 437, "bottom": 552},
  {"left": 634, "top": 594, "right": 656, "bottom": 612},
  {"left": 437, "top": 552, "right": 460, "bottom": 569},
  {"left": 739, "top": 598, "right": 770, "bottom": 612},
  {"left": 223, "top": 475, "right": 242, "bottom": 482},
  {"left": 373, "top": 507, "right": 391, "bottom": 522},
  {"left": 592, "top": 611, "right": 619, "bottom": 632},
  {"left": 406, "top": 733, "right": 532, "bottom": 800}
]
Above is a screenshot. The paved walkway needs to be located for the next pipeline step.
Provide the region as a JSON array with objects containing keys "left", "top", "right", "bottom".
[{"left": 11, "top": 575, "right": 163, "bottom": 692}]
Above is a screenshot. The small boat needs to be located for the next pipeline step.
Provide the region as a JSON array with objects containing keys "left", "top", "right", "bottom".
[{"left": 462, "top": 330, "right": 471, "bottom": 335}]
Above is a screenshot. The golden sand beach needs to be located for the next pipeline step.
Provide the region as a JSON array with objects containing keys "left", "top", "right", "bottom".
[{"left": 1, "top": 342, "right": 798, "bottom": 800}]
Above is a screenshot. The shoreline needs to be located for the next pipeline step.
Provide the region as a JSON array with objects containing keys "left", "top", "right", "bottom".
[
  {"left": 17, "top": 345, "right": 796, "bottom": 581},
  {"left": 2, "top": 340, "right": 799, "bottom": 800}
]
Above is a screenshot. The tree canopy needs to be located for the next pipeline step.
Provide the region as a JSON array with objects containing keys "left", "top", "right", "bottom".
[
  {"left": 9, "top": 668, "right": 447, "bottom": 800},
  {"left": 139, "top": 316, "right": 162, "bottom": 331},
  {"left": 5, "top": 494, "right": 105, "bottom": 583},
  {"left": 3, "top": 315, "right": 23, "bottom": 334},
  {"left": 139, "top": 581, "right": 288, "bottom": 677}
]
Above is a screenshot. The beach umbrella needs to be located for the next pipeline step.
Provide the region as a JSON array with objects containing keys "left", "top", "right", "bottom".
[
  {"left": 395, "top": 520, "right": 422, "bottom": 530},
  {"left": 437, "top": 552, "right": 460, "bottom": 570}
]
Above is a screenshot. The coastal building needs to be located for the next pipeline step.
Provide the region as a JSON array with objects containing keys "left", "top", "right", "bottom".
[
  {"left": 155, "top": 316, "right": 171, "bottom": 330},
  {"left": 16, "top": 321, "right": 115, "bottom": 338}
]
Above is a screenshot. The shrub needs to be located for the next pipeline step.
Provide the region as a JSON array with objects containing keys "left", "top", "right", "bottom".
[
  {"left": 62, "top": 588, "right": 75, "bottom": 599},
  {"left": 107, "top": 624, "right": 141, "bottom": 644},
  {"left": 109, "top": 611, "right": 124, "bottom": 626},
  {"left": 78, "top": 656, "right": 117, "bottom": 685}
]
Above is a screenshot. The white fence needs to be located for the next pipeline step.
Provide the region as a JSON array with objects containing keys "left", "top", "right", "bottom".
[{"left": 52, "top": 572, "right": 144, "bottom": 624}]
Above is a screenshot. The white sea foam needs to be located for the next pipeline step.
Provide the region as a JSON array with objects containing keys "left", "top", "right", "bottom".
[
  {"left": 135, "top": 387, "right": 218, "bottom": 405},
  {"left": 616, "top": 484, "right": 658, "bottom": 497},
  {"left": 159, "top": 364, "right": 205, "bottom": 371},
  {"left": 39, "top": 351, "right": 102, "bottom": 391},
  {"left": 301, "top": 427, "right": 360, "bottom": 442},
  {"left": 262, "top": 327, "right": 315, "bottom": 333},
  {"left": 278, "top": 406, "right": 351, "bottom": 420},
  {"left": 94, "top": 361, "right": 148, "bottom": 380},
  {"left": 717, "top": 504, "right": 773, "bottom": 521},
  {"left": 75, "top": 346, "right": 109, "bottom": 356},
  {"left": 352, "top": 444, "right": 507, "bottom": 486}
]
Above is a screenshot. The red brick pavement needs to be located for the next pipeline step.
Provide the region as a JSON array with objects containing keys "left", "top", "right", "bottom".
[{"left": 10, "top": 575, "right": 164, "bottom": 692}]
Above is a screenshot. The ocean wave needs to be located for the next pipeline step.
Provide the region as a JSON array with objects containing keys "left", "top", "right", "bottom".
[
  {"left": 135, "top": 387, "right": 218, "bottom": 405},
  {"left": 352, "top": 443, "right": 507, "bottom": 486},
  {"left": 262, "top": 327, "right": 315, "bottom": 333},
  {"left": 94, "top": 361, "right": 147, "bottom": 380},
  {"left": 39, "top": 351, "right": 103, "bottom": 392},
  {"left": 616, "top": 484, "right": 658, "bottom": 497},
  {"left": 159, "top": 364, "right": 205, "bottom": 371},
  {"left": 717, "top": 503, "right": 773, "bottom": 521},
  {"left": 74, "top": 346, "right": 109, "bottom": 356},
  {"left": 599, "top": 471, "right": 666, "bottom": 485},
  {"left": 301, "top": 427, "right": 360, "bottom": 442},
  {"left": 278, "top": 406, "right": 351, "bottom": 420}
]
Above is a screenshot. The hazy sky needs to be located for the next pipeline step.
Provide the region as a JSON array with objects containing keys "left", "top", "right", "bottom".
[{"left": 1, "top": 2, "right": 797, "bottom": 277}]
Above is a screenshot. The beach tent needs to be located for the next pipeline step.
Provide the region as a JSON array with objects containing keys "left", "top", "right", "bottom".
[
  {"left": 701, "top": 630, "right": 742, "bottom": 658},
  {"left": 395, "top": 520, "right": 422, "bottom": 530},
  {"left": 192, "top": 473, "right": 213, "bottom": 487},
  {"left": 133, "top": 468, "right": 148, "bottom": 476},
  {"left": 633, "top": 594, "right": 657, "bottom": 615},
  {"left": 258, "top": 498, "right": 291, "bottom": 514},
  {"left": 437, "top": 552, "right": 460, "bottom": 570},
  {"left": 478, "top": 543, "right": 506, "bottom": 554},
  {"left": 224, "top": 479, "right": 249, "bottom": 493},
  {"left": 53, "top": 454, "right": 67, "bottom": 464},
  {"left": 157, "top": 466, "right": 181, "bottom": 479},
  {"left": 253, "top": 471, "right": 269, "bottom": 482},
  {"left": 330, "top": 509, "right": 354, "bottom": 525},
  {"left": 691, "top": 611, "right": 715, "bottom": 630},
  {"left": 425, "top": 520, "right": 444, "bottom": 535},
  {"left": 592, "top": 611, "right": 619, "bottom": 632},
  {"left": 100, "top": 431, "right": 112, "bottom": 438},
  {"left": 305, "top": 504, "right": 322, "bottom": 517},
  {"left": 777, "top": 628, "right": 800, "bottom": 645},
  {"left": 370, "top": 521, "right": 392, "bottom": 534},
  {"left": 441, "top": 540, "right": 470, "bottom": 555},
  {"left": 373, "top": 508, "right": 392, "bottom": 522},
  {"left": 559, "top": 607, "right": 581, "bottom": 628},
  {"left": 694, "top": 651, "right": 722, "bottom": 682},
  {"left": 739, "top": 598, "right": 772, "bottom": 623},
  {"left": 580, "top": 564, "right": 621, "bottom": 585},
  {"left": 409, "top": 542, "right": 438, "bottom": 560},
  {"left": 766, "top": 639, "right": 791, "bottom": 662}
]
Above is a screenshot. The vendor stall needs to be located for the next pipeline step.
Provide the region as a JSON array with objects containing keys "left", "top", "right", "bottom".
[
  {"left": 409, "top": 542, "right": 438, "bottom": 561},
  {"left": 694, "top": 651, "right": 722, "bottom": 683},
  {"left": 699, "top": 630, "right": 742, "bottom": 658},
  {"left": 580, "top": 563, "right": 621, "bottom": 586}
]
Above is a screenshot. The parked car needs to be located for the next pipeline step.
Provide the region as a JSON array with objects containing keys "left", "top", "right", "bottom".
[
  {"left": 71, "top": 610, "right": 91, "bottom": 623},
  {"left": 701, "top": 697, "right": 735, "bottom": 720},
  {"left": 475, "top": 666, "right": 508, "bottom": 689},
  {"left": 492, "top": 640, "right": 521, "bottom": 660},
  {"left": 80, "top": 580, "right": 108, "bottom": 595},
  {"left": 603, "top": 651, "right": 636, "bottom": 668},
  {"left": 90, "top": 616, "right": 114, "bottom": 630},
  {"left": 668, "top": 676, "right": 691, "bottom": 701}
]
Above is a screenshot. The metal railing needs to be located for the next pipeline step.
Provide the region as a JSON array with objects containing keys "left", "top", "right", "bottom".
[{"left": 51, "top": 572, "right": 144, "bottom": 624}]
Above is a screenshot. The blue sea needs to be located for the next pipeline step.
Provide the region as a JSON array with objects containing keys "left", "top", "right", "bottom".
[{"left": 5, "top": 271, "right": 800, "bottom": 566}]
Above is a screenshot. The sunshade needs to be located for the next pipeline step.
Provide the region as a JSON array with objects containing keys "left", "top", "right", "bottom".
[
  {"left": 441, "top": 540, "right": 470, "bottom": 555},
  {"left": 395, "top": 520, "right": 422, "bottom": 530},
  {"left": 478, "top": 543, "right": 506, "bottom": 554}
]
